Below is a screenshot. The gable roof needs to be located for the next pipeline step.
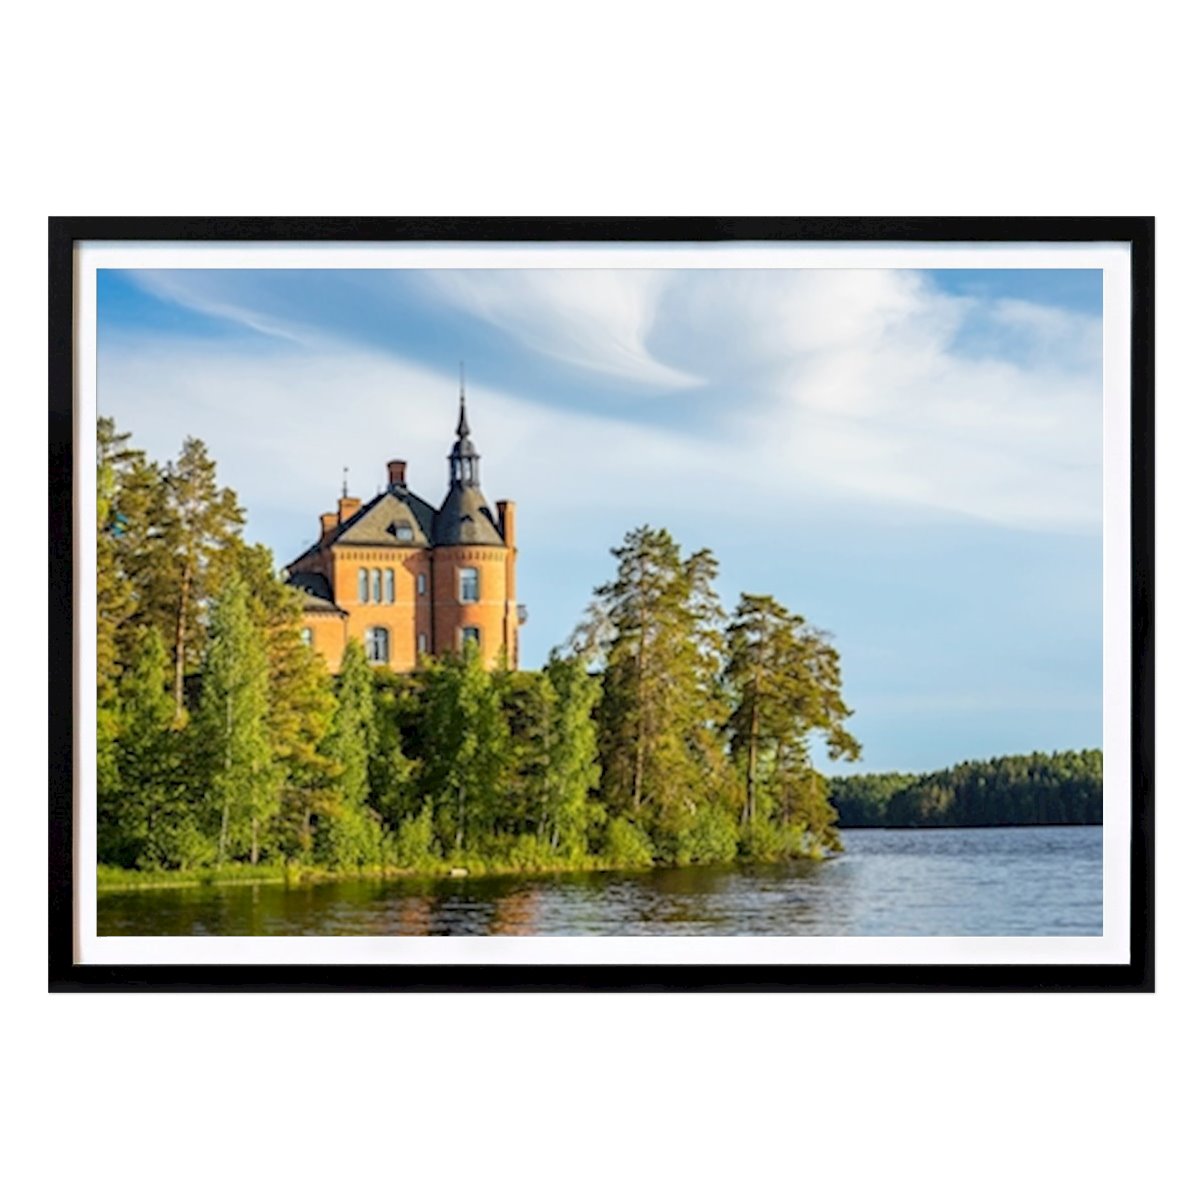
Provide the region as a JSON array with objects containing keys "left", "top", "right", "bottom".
[{"left": 335, "top": 487, "right": 437, "bottom": 547}]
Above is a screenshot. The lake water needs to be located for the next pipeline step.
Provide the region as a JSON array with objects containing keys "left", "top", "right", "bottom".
[{"left": 97, "top": 826, "right": 1102, "bottom": 937}]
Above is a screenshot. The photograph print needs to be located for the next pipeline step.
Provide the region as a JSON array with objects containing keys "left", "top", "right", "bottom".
[{"left": 56, "top": 220, "right": 1151, "bottom": 987}]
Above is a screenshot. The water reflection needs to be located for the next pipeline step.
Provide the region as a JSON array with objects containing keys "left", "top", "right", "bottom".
[{"left": 98, "top": 827, "right": 1103, "bottom": 938}]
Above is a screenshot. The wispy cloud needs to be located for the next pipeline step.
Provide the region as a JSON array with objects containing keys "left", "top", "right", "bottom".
[
  {"left": 98, "top": 267, "right": 1103, "bottom": 768},
  {"left": 421, "top": 269, "right": 702, "bottom": 389},
  {"left": 107, "top": 266, "right": 1102, "bottom": 533},
  {"left": 126, "top": 271, "right": 314, "bottom": 345}
]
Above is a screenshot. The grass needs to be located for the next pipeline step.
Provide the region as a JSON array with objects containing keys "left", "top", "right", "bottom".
[{"left": 96, "top": 855, "right": 626, "bottom": 893}]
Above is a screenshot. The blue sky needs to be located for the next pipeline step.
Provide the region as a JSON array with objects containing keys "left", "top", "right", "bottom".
[{"left": 97, "top": 265, "right": 1103, "bottom": 775}]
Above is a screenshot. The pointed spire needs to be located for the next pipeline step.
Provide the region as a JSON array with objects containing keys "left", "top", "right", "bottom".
[
  {"left": 342, "top": 465, "right": 348, "bottom": 499},
  {"left": 457, "top": 362, "right": 470, "bottom": 437},
  {"left": 448, "top": 368, "right": 480, "bottom": 489}
]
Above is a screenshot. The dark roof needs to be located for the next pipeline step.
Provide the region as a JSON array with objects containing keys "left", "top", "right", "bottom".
[
  {"left": 433, "top": 484, "right": 505, "bottom": 546},
  {"left": 285, "top": 486, "right": 438, "bottom": 571},
  {"left": 285, "top": 469, "right": 504, "bottom": 574},
  {"left": 288, "top": 571, "right": 344, "bottom": 614},
  {"left": 335, "top": 487, "right": 436, "bottom": 547}
]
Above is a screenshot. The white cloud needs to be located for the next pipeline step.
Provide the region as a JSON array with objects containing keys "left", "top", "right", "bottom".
[
  {"left": 126, "top": 271, "right": 313, "bottom": 345},
  {"left": 101, "top": 268, "right": 1103, "bottom": 541},
  {"left": 97, "top": 343, "right": 710, "bottom": 565},
  {"left": 422, "top": 269, "right": 702, "bottom": 389}
]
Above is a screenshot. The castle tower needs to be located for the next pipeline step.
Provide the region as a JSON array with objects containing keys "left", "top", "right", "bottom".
[
  {"left": 284, "top": 379, "right": 519, "bottom": 672},
  {"left": 431, "top": 385, "right": 516, "bottom": 668}
]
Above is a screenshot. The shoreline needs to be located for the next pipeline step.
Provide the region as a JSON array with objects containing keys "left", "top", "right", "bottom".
[
  {"left": 96, "top": 857, "right": 781, "bottom": 894},
  {"left": 95, "top": 824, "right": 1102, "bottom": 894}
]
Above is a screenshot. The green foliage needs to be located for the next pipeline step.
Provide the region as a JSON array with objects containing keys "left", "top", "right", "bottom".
[
  {"left": 193, "top": 572, "right": 275, "bottom": 865},
  {"left": 99, "top": 627, "right": 193, "bottom": 867},
  {"left": 676, "top": 803, "right": 740, "bottom": 865},
  {"left": 98, "top": 422, "right": 881, "bottom": 882},
  {"left": 316, "top": 641, "right": 383, "bottom": 868},
  {"left": 589, "top": 527, "right": 729, "bottom": 845},
  {"left": 419, "top": 642, "right": 510, "bottom": 852},
  {"left": 394, "top": 805, "right": 437, "bottom": 869},
  {"left": 838, "top": 750, "right": 1103, "bottom": 828},
  {"left": 826, "top": 772, "right": 918, "bottom": 826},
  {"left": 161, "top": 437, "right": 246, "bottom": 718},
  {"left": 739, "top": 812, "right": 787, "bottom": 861},
  {"left": 603, "top": 817, "right": 656, "bottom": 869},
  {"left": 723, "top": 593, "right": 859, "bottom": 853},
  {"left": 543, "top": 654, "right": 602, "bottom": 856}
]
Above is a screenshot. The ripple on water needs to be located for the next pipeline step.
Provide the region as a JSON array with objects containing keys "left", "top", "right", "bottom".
[{"left": 97, "top": 826, "right": 1102, "bottom": 937}]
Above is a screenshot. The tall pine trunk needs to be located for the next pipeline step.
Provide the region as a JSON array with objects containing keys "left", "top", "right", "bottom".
[
  {"left": 632, "top": 605, "right": 647, "bottom": 810},
  {"left": 217, "top": 691, "right": 232, "bottom": 865},
  {"left": 173, "top": 558, "right": 192, "bottom": 722},
  {"left": 745, "top": 658, "right": 763, "bottom": 826}
]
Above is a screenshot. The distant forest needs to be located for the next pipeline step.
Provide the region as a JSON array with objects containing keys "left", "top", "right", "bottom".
[{"left": 828, "top": 750, "right": 1102, "bottom": 828}]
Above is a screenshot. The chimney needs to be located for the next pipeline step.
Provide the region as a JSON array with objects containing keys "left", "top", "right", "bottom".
[
  {"left": 496, "top": 499, "right": 517, "bottom": 547},
  {"left": 338, "top": 495, "right": 362, "bottom": 525},
  {"left": 319, "top": 512, "right": 337, "bottom": 541},
  {"left": 387, "top": 459, "right": 407, "bottom": 488}
]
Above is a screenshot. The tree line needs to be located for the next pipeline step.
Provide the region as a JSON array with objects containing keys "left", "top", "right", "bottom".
[
  {"left": 827, "top": 749, "right": 1102, "bottom": 828},
  {"left": 97, "top": 421, "right": 861, "bottom": 877}
]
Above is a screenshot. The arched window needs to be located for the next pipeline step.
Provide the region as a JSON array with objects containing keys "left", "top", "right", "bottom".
[
  {"left": 358, "top": 567, "right": 368, "bottom": 604},
  {"left": 461, "top": 626, "right": 481, "bottom": 650},
  {"left": 371, "top": 568, "right": 382, "bottom": 603},
  {"left": 300, "top": 627, "right": 313, "bottom": 647},
  {"left": 384, "top": 569, "right": 395, "bottom": 604},
  {"left": 417, "top": 572, "right": 427, "bottom": 595},
  {"left": 459, "top": 566, "right": 480, "bottom": 602},
  {"left": 417, "top": 632, "right": 428, "bottom": 656},
  {"left": 365, "top": 626, "right": 390, "bottom": 664}
]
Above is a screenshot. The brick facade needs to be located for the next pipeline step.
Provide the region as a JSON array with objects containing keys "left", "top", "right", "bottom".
[{"left": 284, "top": 393, "right": 520, "bottom": 672}]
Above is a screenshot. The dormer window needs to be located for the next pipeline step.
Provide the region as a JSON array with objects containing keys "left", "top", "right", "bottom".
[{"left": 394, "top": 521, "right": 414, "bottom": 543}]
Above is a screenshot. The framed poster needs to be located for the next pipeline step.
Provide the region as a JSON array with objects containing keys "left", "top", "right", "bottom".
[{"left": 49, "top": 217, "right": 1153, "bottom": 990}]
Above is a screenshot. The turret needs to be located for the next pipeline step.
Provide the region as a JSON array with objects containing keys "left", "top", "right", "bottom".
[{"left": 447, "top": 387, "right": 481, "bottom": 488}]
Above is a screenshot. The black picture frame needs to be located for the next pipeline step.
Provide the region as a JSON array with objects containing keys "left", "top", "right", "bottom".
[{"left": 49, "top": 216, "right": 1154, "bottom": 992}]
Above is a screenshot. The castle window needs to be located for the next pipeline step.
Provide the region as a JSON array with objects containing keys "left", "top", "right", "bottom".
[
  {"left": 461, "top": 626, "right": 481, "bottom": 650},
  {"left": 371, "top": 568, "right": 382, "bottom": 603},
  {"left": 418, "top": 632, "right": 428, "bottom": 656},
  {"left": 459, "top": 567, "right": 480, "bottom": 602},
  {"left": 358, "top": 568, "right": 368, "bottom": 603},
  {"left": 418, "top": 572, "right": 427, "bottom": 595},
  {"left": 384, "top": 569, "right": 395, "bottom": 604},
  {"left": 365, "top": 626, "right": 390, "bottom": 664},
  {"left": 300, "top": 627, "right": 313, "bottom": 647}
]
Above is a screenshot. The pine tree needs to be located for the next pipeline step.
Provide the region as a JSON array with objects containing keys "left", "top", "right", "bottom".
[
  {"left": 318, "top": 640, "right": 382, "bottom": 867},
  {"left": 723, "top": 593, "right": 860, "bottom": 852},
  {"left": 96, "top": 419, "right": 136, "bottom": 799},
  {"left": 98, "top": 627, "right": 182, "bottom": 866},
  {"left": 193, "top": 573, "right": 274, "bottom": 865},
  {"left": 543, "top": 653, "right": 601, "bottom": 857},
  {"left": 161, "top": 437, "right": 245, "bottom": 721},
  {"left": 589, "top": 527, "right": 731, "bottom": 854},
  {"left": 418, "top": 641, "right": 509, "bottom": 853},
  {"left": 367, "top": 671, "right": 421, "bottom": 835},
  {"left": 236, "top": 543, "right": 340, "bottom": 861},
  {"left": 497, "top": 669, "right": 557, "bottom": 839}
]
